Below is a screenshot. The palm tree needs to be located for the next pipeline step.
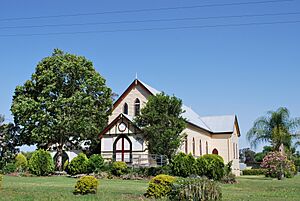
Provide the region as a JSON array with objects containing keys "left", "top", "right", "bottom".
[{"left": 247, "top": 107, "right": 300, "bottom": 152}]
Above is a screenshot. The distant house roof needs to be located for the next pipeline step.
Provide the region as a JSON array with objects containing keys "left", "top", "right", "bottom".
[{"left": 110, "top": 79, "right": 240, "bottom": 135}]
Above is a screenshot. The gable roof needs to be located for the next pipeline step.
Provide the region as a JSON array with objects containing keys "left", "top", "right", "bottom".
[
  {"left": 201, "top": 115, "right": 240, "bottom": 135},
  {"left": 99, "top": 113, "right": 139, "bottom": 138},
  {"left": 109, "top": 79, "right": 240, "bottom": 135},
  {"left": 181, "top": 105, "right": 211, "bottom": 132},
  {"left": 112, "top": 79, "right": 153, "bottom": 110}
]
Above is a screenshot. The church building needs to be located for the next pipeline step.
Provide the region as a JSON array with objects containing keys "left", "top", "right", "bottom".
[{"left": 99, "top": 79, "right": 241, "bottom": 175}]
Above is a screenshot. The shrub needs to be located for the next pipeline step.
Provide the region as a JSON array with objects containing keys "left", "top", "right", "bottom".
[
  {"left": 293, "top": 157, "right": 300, "bottom": 172},
  {"left": 221, "top": 173, "right": 237, "bottom": 184},
  {"left": 0, "top": 174, "right": 3, "bottom": 189},
  {"left": 171, "top": 152, "right": 187, "bottom": 177},
  {"left": 222, "top": 161, "right": 237, "bottom": 184},
  {"left": 261, "top": 151, "right": 296, "bottom": 179},
  {"left": 145, "top": 174, "right": 176, "bottom": 198},
  {"left": 284, "top": 160, "right": 297, "bottom": 178},
  {"left": 169, "top": 177, "right": 222, "bottom": 201},
  {"left": 224, "top": 161, "right": 233, "bottom": 176},
  {"left": 171, "top": 152, "right": 196, "bottom": 177},
  {"left": 29, "top": 149, "right": 54, "bottom": 176},
  {"left": 21, "top": 152, "right": 33, "bottom": 161},
  {"left": 111, "top": 161, "right": 127, "bottom": 176},
  {"left": 146, "top": 166, "right": 171, "bottom": 176},
  {"left": 68, "top": 153, "right": 88, "bottom": 175},
  {"left": 87, "top": 154, "right": 104, "bottom": 174},
  {"left": 195, "top": 154, "right": 225, "bottom": 181},
  {"left": 63, "top": 160, "right": 69, "bottom": 172},
  {"left": 2, "top": 163, "right": 16, "bottom": 174},
  {"left": 15, "top": 153, "right": 28, "bottom": 172},
  {"left": 242, "top": 169, "right": 267, "bottom": 175},
  {"left": 74, "top": 176, "right": 99, "bottom": 195}
]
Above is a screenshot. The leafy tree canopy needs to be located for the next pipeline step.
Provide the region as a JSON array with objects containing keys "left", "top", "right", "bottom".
[
  {"left": 134, "top": 93, "right": 186, "bottom": 160},
  {"left": 11, "top": 49, "right": 113, "bottom": 169}
]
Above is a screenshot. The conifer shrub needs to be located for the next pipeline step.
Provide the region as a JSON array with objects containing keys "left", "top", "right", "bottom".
[
  {"left": 74, "top": 176, "right": 99, "bottom": 195},
  {"left": 15, "top": 153, "right": 28, "bottom": 172},
  {"left": 195, "top": 154, "right": 225, "bottom": 181},
  {"left": 87, "top": 154, "right": 104, "bottom": 174},
  {"left": 29, "top": 149, "right": 54, "bottom": 176},
  {"left": 145, "top": 174, "right": 176, "bottom": 198},
  {"left": 68, "top": 153, "right": 88, "bottom": 175},
  {"left": 169, "top": 177, "right": 222, "bottom": 201},
  {"left": 111, "top": 161, "right": 127, "bottom": 176}
]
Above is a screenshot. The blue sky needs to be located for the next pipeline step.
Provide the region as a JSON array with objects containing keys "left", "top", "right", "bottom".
[{"left": 0, "top": 0, "right": 300, "bottom": 152}]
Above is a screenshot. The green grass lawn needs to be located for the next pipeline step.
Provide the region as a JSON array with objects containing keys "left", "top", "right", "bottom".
[{"left": 0, "top": 175, "right": 299, "bottom": 201}]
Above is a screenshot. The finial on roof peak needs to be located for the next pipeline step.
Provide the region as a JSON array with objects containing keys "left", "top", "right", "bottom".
[{"left": 135, "top": 72, "right": 138, "bottom": 80}]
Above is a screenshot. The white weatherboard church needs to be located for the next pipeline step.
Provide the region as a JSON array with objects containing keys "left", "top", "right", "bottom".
[{"left": 99, "top": 79, "right": 241, "bottom": 176}]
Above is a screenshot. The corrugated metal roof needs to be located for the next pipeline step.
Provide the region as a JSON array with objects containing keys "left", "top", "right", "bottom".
[
  {"left": 138, "top": 80, "right": 161, "bottom": 95},
  {"left": 181, "top": 105, "right": 211, "bottom": 131},
  {"left": 138, "top": 79, "right": 236, "bottom": 133},
  {"left": 201, "top": 115, "right": 236, "bottom": 133}
]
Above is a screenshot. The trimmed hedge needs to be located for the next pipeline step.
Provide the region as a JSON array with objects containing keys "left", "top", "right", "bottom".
[
  {"left": 195, "top": 154, "right": 225, "bottom": 181},
  {"left": 74, "top": 176, "right": 98, "bottom": 195},
  {"left": 68, "top": 153, "right": 88, "bottom": 175},
  {"left": 145, "top": 174, "right": 176, "bottom": 198},
  {"left": 169, "top": 177, "right": 222, "bottom": 201},
  {"left": 29, "top": 149, "right": 54, "bottom": 176},
  {"left": 242, "top": 169, "right": 267, "bottom": 175},
  {"left": 111, "top": 161, "right": 127, "bottom": 176},
  {"left": 171, "top": 153, "right": 196, "bottom": 177},
  {"left": 171, "top": 153, "right": 225, "bottom": 181}
]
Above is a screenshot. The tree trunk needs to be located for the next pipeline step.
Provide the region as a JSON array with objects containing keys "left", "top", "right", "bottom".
[{"left": 56, "top": 145, "right": 63, "bottom": 171}]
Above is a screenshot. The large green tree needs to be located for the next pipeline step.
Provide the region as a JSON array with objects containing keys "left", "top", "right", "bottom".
[
  {"left": 11, "top": 49, "right": 113, "bottom": 170},
  {"left": 134, "top": 93, "right": 186, "bottom": 161},
  {"left": 247, "top": 107, "right": 300, "bottom": 152}
]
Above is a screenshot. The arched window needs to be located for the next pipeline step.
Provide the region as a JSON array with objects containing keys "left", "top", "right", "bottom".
[
  {"left": 199, "top": 140, "right": 202, "bottom": 156},
  {"left": 123, "top": 103, "right": 128, "bottom": 115},
  {"left": 236, "top": 143, "right": 238, "bottom": 159},
  {"left": 185, "top": 137, "right": 188, "bottom": 154},
  {"left": 206, "top": 141, "right": 208, "bottom": 154},
  {"left": 212, "top": 148, "right": 219, "bottom": 155},
  {"left": 192, "top": 138, "right": 195, "bottom": 156},
  {"left": 134, "top": 98, "right": 140, "bottom": 116}
]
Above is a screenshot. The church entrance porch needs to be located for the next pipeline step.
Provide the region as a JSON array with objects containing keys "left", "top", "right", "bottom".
[{"left": 113, "top": 134, "right": 132, "bottom": 163}]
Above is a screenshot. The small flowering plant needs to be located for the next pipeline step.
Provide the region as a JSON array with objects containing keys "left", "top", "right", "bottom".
[{"left": 261, "top": 151, "right": 295, "bottom": 180}]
